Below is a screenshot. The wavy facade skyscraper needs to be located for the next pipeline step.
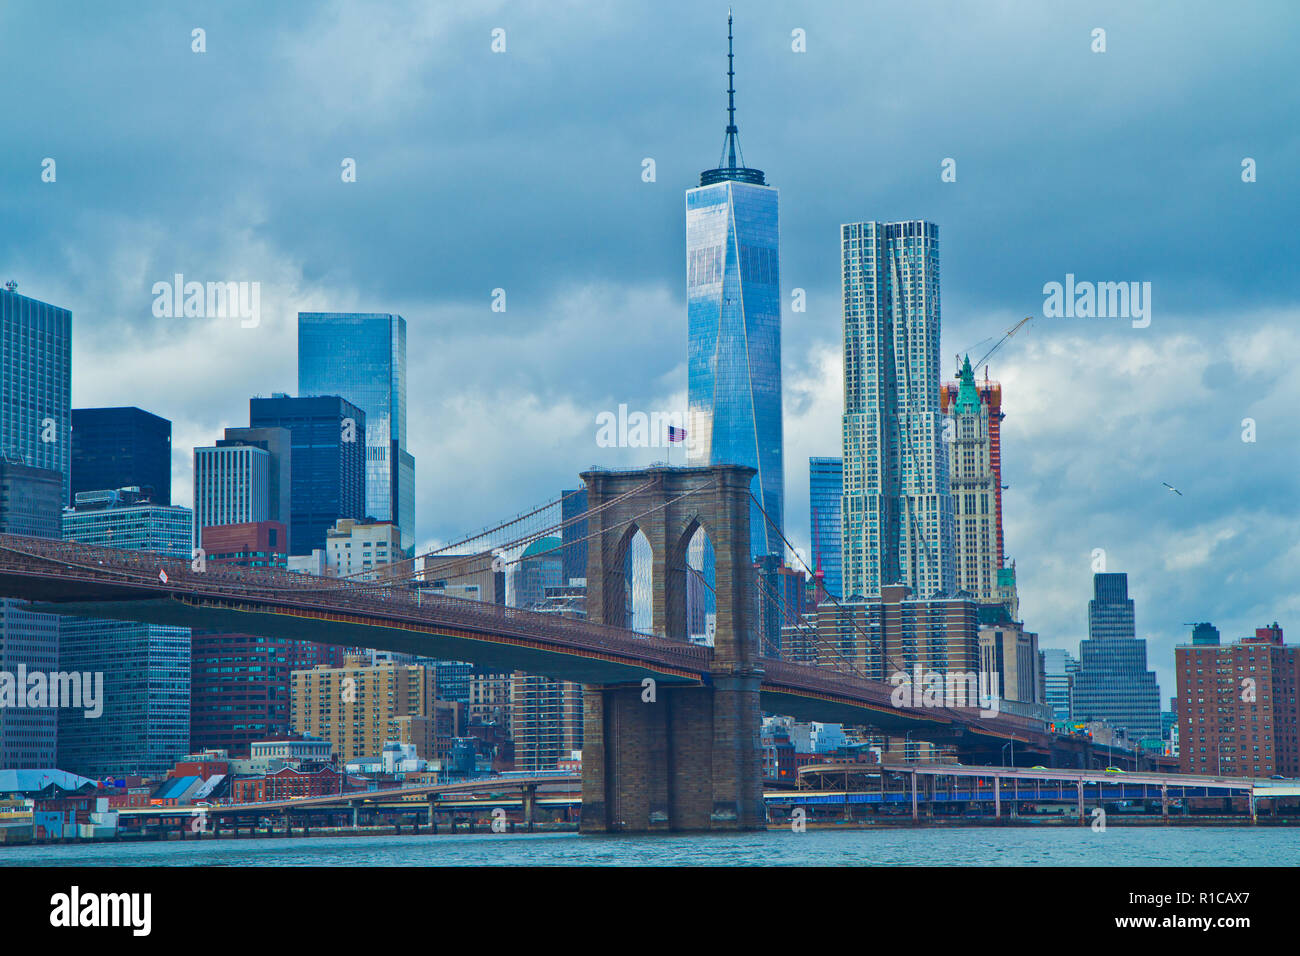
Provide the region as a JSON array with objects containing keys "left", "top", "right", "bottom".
[
  {"left": 841, "top": 220, "right": 954, "bottom": 599},
  {"left": 685, "top": 13, "right": 783, "bottom": 560}
]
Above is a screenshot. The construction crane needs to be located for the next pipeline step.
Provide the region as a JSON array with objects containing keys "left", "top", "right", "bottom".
[{"left": 957, "top": 316, "right": 1032, "bottom": 377}]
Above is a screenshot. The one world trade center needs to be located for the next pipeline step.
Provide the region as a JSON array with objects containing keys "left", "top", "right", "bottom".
[{"left": 685, "top": 12, "right": 783, "bottom": 561}]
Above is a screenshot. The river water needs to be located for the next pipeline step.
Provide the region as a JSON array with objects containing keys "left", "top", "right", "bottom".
[{"left": 4, "top": 826, "right": 1297, "bottom": 866}]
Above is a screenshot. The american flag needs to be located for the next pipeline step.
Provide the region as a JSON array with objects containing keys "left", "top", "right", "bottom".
[{"left": 667, "top": 426, "right": 687, "bottom": 443}]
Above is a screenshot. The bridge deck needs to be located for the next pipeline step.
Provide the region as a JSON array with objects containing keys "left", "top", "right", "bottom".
[{"left": 0, "top": 534, "right": 1096, "bottom": 753}]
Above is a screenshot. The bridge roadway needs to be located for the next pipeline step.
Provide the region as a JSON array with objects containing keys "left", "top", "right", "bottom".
[
  {"left": 0, "top": 534, "right": 1079, "bottom": 760},
  {"left": 778, "top": 763, "right": 1295, "bottom": 822},
  {"left": 789, "top": 762, "right": 1275, "bottom": 796},
  {"left": 117, "top": 774, "right": 583, "bottom": 818},
  {"left": 118, "top": 765, "right": 1294, "bottom": 825}
]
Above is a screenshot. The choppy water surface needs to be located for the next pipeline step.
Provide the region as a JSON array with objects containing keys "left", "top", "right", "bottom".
[{"left": 4, "top": 826, "right": 1296, "bottom": 866}]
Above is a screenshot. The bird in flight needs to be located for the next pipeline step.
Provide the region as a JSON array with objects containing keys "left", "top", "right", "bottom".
[{"left": 1162, "top": 482, "right": 1183, "bottom": 497}]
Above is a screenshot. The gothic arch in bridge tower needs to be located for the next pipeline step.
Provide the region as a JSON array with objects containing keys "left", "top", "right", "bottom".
[
  {"left": 617, "top": 525, "right": 653, "bottom": 633},
  {"left": 671, "top": 517, "right": 719, "bottom": 649}
]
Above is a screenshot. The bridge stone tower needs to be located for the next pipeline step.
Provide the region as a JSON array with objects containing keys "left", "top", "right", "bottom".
[{"left": 578, "top": 464, "right": 765, "bottom": 833}]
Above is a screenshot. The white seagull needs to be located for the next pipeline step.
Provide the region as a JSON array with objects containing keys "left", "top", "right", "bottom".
[{"left": 1162, "top": 482, "right": 1183, "bottom": 497}]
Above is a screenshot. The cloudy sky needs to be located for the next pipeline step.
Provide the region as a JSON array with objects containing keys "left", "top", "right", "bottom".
[{"left": 3, "top": 0, "right": 1298, "bottom": 696}]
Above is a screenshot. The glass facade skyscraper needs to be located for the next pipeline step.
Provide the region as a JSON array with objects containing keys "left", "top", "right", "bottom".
[
  {"left": 1, "top": 288, "right": 71, "bottom": 501},
  {"left": 1039, "top": 647, "right": 1079, "bottom": 724},
  {"left": 60, "top": 493, "right": 193, "bottom": 777},
  {"left": 298, "top": 313, "right": 414, "bottom": 555},
  {"left": 1072, "top": 572, "right": 1162, "bottom": 741},
  {"left": 560, "top": 487, "right": 588, "bottom": 585},
  {"left": 0, "top": 287, "right": 70, "bottom": 770},
  {"left": 71, "top": 406, "right": 172, "bottom": 506},
  {"left": 809, "top": 457, "right": 843, "bottom": 600},
  {"left": 250, "top": 395, "right": 366, "bottom": 555},
  {"left": 841, "top": 220, "right": 954, "bottom": 599},
  {"left": 685, "top": 15, "right": 783, "bottom": 561}
]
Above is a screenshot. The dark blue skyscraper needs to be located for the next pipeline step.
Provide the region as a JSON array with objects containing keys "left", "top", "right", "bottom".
[
  {"left": 809, "top": 457, "right": 843, "bottom": 600},
  {"left": 686, "top": 14, "right": 783, "bottom": 560},
  {"left": 1072, "top": 572, "right": 1162, "bottom": 741},
  {"left": 71, "top": 406, "right": 171, "bottom": 505},
  {"left": 250, "top": 395, "right": 366, "bottom": 555},
  {"left": 298, "top": 313, "right": 414, "bottom": 554}
]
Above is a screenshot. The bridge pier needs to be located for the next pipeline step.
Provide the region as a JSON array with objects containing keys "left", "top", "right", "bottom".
[
  {"left": 581, "top": 676, "right": 764, "bottom": 833},
  {"left": 579, "top": 465, "right": 765, "bottom": 834},
  {"left": 522, "top": 784, "right": 537, "bottom": 832}
]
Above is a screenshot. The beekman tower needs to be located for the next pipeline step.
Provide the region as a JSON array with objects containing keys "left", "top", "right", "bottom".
[
  {"left": 686, "top": 13, "right": 784, "bottom": 561},
  {"left": 841, "top": 221, "right": 955, "bottom": 599}
]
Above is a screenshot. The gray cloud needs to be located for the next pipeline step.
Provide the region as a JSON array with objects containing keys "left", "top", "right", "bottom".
[{"left": 3, "top": 0, "right": 1297, "bottom": 700}]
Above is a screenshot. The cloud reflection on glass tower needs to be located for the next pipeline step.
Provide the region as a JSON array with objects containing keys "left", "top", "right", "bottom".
[
  {"left": 686, "top": 13, "right": 783, "bottom": 560},
  {"left": 298, "top": 313, "right": 414, "bottom": 555}
]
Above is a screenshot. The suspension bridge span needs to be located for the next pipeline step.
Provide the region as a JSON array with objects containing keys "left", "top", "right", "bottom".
[{"left": 0, "top": 464, "right": 1115, "bottom": 832}]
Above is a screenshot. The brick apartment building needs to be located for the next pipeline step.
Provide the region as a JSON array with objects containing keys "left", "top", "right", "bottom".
[{"left": 1175, "top": 622, "right": 1300, "bottom": 778}]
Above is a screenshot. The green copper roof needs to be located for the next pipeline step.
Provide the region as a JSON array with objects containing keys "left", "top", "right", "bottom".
[{"left": 954, "top": 354, "right": 981, "bottom": 415}]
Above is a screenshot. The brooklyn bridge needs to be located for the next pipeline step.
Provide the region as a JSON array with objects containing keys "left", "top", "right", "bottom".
[{"left": 0, "top": 463, "right": 1146, "bottom": 833}]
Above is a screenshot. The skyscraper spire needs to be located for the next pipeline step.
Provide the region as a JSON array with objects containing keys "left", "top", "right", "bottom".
[
  {"left": 701, "top": 11, "right": 766, "bottom": 187},
  {"left": 724, "top": 9, "right": 738, "bottom": 170}
]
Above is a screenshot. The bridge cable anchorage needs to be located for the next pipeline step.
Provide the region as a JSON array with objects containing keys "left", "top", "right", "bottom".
[{"left": 746, "top": 491, "right": 918, "bottom": 683}]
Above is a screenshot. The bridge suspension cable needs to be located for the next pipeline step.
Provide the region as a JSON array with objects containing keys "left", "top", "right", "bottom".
[
  {"left": 747, "top": 491, "right": 914, "bottom": 680},
  {"left": 328, "top": 481, "right": 656, "bottom": 587}
]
